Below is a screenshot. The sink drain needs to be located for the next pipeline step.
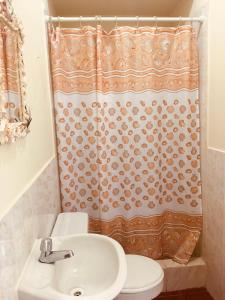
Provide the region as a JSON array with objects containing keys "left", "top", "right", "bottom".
[{"left": 70, "top": 287, "right": 84, "bottom": 297}]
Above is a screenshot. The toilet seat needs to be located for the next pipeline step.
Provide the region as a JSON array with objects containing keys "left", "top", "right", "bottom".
[{"left": 121, "top": 255, "right": 164, "bottom": 294}]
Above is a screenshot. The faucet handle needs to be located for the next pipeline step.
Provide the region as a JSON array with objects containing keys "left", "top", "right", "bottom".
[{"left": 40, "top": 237, "right": 52, "bottom": 255}]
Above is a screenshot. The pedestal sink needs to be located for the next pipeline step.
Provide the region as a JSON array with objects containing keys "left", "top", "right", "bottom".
[{"left": 17, "top": 234, "right": 127, "bottom": 300}]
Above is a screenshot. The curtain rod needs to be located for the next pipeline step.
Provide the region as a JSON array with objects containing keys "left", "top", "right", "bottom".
[{"left": 46, "top": 16, "right": 205, "bottom": 23}]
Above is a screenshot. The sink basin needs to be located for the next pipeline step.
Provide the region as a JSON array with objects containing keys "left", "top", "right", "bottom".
[{"left": 17, "top": 234, "right": 127, "bottom": 300}]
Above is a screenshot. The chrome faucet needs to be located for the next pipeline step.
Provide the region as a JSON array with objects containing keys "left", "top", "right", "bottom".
[{"left": 39, "top": 237, "right": 74, "bottom": 264}]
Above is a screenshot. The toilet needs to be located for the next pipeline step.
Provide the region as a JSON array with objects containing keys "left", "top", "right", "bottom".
[
  {"left": 115, "top": 254, "right": 164, "bottom": 300},
  {"left": 52, "top": 213, "right": 164, "bottom": 300}
]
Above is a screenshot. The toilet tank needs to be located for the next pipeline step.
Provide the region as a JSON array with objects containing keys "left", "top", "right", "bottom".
[{"left": 51, "top": 212, "right": 89, "bottom": 237}]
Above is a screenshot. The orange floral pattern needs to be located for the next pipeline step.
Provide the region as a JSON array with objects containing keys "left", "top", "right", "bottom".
[
  {"left": 50, "top": 25, "right": 202, "bottom": 264},
  {"left": 90, "top": 211, "right": 202, "bottom": 264}
]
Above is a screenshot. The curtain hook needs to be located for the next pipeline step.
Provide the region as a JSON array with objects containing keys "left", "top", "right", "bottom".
[{"left": 136, "top": 16, "right": 139, "bottom": 29}]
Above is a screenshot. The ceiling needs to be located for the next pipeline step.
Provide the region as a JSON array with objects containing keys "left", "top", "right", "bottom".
[{"left": 49, "top": 0, "right": 184, "bottom": 17}]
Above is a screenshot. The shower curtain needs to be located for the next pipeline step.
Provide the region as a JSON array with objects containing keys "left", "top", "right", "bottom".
[{"left": 49, "top": 25, "right": 202, "bottom": 264}]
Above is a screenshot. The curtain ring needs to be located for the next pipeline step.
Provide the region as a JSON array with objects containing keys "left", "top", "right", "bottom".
[
  {"left": 97, "top": 15, "right": 101, "bottom": 26},
  {"left": 79, "top": 16, "right": 83, "bottom": 28},
  {"left": 95, "top": 15, "right": 101, "bottom": 26},
  {"left": 95, "top": 15, "right": 98, "bottom": 27},
  {"left": 99, "top": 15, "right": 102, "bottom": 26},
  {"left": 136, "top": 16, "right": 139, "bottom": 28},
  {"left": 178, "top": 16, "right": 182, "bottom": 28},
  {"left": 57, "top": 16, "right": 61, "bottom": 29},
  {"left": 154, "top": 16, "right": 158, "bottom": 31},
  {"left": 190, "top": 17, "right": 194, "bottom": 29},
  {"left": 49, "top": 16, "right": 55, "bottom": 33},
  {"left": 115, "top": 16, "right": 118, "bottom": 28}
]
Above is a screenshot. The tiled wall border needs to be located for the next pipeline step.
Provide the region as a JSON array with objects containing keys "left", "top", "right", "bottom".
[
  {"left": 0, "top": 157, "right": 61, "bottom": 300},
  {"left": 158, "top": 257, "right": 207, "bottom": 292},
  {"left": 203, "top": 147, "right": 225, "bottom": 300}
]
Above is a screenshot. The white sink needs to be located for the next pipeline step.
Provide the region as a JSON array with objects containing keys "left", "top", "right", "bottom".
[{"left": 17, "top": 234, "right": 127, "bottom": 300}]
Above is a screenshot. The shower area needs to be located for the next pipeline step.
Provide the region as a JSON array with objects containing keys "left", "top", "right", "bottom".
[{"left": 48, "top": 0, "right": 208, "bottom": 277}]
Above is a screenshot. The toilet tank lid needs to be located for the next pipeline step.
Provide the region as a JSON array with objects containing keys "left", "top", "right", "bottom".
[
  {"left": 122, "top": 255, "right": 164, "bottom": 293},
  {"left": 51, "top": 212, "right": 89, "bottom": 237}
]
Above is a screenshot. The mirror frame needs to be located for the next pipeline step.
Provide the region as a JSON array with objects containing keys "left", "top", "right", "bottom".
[{"left": 0, "top": 0, "right": 31, "bottom": 145}]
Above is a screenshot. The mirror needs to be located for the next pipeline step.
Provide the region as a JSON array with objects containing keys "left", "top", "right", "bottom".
[{"left": 0, "top": 0, "right": 31, "bottom": 145}]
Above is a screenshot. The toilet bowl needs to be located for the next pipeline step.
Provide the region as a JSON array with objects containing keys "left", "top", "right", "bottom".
[{"left": 115, "top": 254, "right": 164, "bottom": 300}]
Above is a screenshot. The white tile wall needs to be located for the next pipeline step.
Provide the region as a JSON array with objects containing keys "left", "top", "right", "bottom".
[
  {"left": 0, "top": 157, "right": 60, "bottom": 300},
  {"left": 158, "top": 258, "right": 207, "bottom": 292},
  {"left": 203, "top": 148, "right": 225, "bottom": 300}
]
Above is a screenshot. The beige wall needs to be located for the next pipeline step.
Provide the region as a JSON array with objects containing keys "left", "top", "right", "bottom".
[
  {"left": 49, "top": 0, "right": 184, "bottom": 30},
  {"left": 52, "top": 0, "right": 180, "bottom": 17},
  {"left": 204, "top": 2, "right": 225, "bottom": 299},
  {"left": 47, "top": 0, "right": 56, "bottom": 16},
  {"left": 172, "top": 1, "right": 225, "bottom": 299},
  {"left": 171, "top": 0, "right": 225, "bottom": 152},
  {"left": 203, "top": 148, "right": 225, "bottom": 300},
  {"left": 0, "top": 0, "right": 56, "bottom": 219},
  {"left": 208, "top": 0, "right": 225, "bottom": 151},
  {"left": 174, "top": 0, "right": 225, "bottom": 152}
]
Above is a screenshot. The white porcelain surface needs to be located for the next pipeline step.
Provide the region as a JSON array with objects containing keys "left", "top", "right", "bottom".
[
  {"left": 115, "top": 255, "right": 164, "bottom": 300},
  {"left": 51, "top": 212, "right": 89, "bottom": 237},
  {"left": 122, "top": 255, "right": 163, "bottom": 292},
  {"left": 18, "top": 234, "right": 127, "bottom": 300}
]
